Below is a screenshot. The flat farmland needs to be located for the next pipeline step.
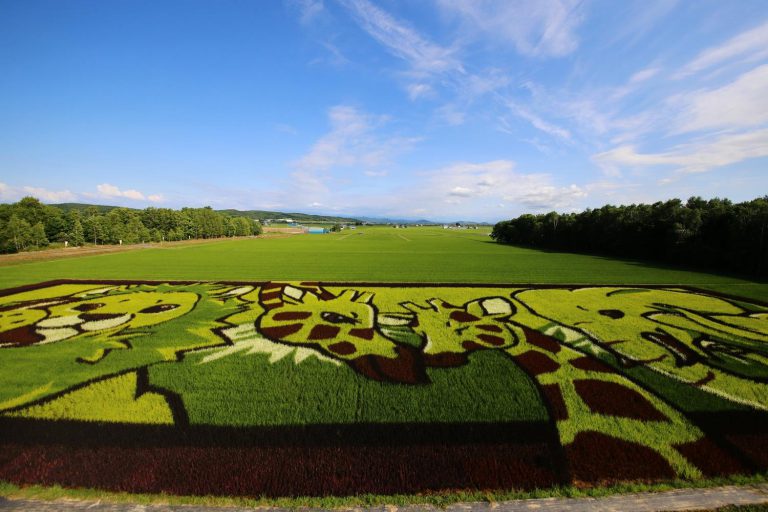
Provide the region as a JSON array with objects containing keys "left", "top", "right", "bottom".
[
  {"left": 1, "top": 227, "right": 767, "bottom": 502},
  {"left": 0, "top": 227, "right": 765, "bottom": 300}
]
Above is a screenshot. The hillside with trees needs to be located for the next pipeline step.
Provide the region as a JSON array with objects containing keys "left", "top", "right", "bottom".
[
  {"left": 0, "top": 197, "right": 262, "bottom": 253},
  {"left": 492, "top": 196, "right": 768, "bottom": 278},
  {"left": 216, "top": 209, "right": 360, "bottom": 224},
  {"left": 54, "top": 204, "right": 360, "bottom": 225}
]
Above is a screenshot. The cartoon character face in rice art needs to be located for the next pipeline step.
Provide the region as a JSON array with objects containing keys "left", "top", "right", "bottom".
[
  {"left": 0, "top": 291, "right": 198, "bottom": 347},
  {"left": 0, "top": 286, "right": 202, "bottom": 411}
]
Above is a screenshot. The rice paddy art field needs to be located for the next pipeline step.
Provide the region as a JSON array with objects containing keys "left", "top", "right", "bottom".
[{"left": 0, "top": 227, "right": 767, "bottom": 499}]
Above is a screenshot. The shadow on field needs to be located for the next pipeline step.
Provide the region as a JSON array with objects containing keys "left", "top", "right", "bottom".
[
  {"left": 0, "top": 418, "right": 566, "bottom": 497},
  {"left": 483, "top": 241, "right": 768, "bottom": 286}
]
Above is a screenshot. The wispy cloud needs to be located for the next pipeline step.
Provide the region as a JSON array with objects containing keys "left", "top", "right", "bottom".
[
  {"left": 606, "top": 0, "right": 680, "bottom": 47},
  {"left": 293, "top": 105, "right": 419, "bottom": 194},
  {"left": 406, "top": 83, "right": 434, "bottom": 100},
  {"left": 295, "top": 105, "right": 415, "bottom": 171},
  {"left": 502, "top": 100, "right": 573, "bottom": 142},
  {"left": 435, "top": 104, "right": 465, "bottom": 126},
  {"left": 629, "top": 66, "right": 661, "bottom": 84},
  {"left": 593, "top": 128, "right": 768, "bottom": 177},
  {"left": 435, "top": 0, "right": 585, "bottom": 58},
  {"left": 275, "top": 123, "right": 298, "bottom": 135},
  {"left": 675, "top": 19, "right": 768, "bottom": 78},
  {"left": 334, "top": 0, "right": 577, "bottom": 142},
  {"left": 288, "top": 0, "right": 325, "bottom": 25},
  {"left": 338, "top": 0, "right": 462, "bottom": 75},
  {"left": 510, "top": 64, "right": 667, "bottom": 144},
  {"left": 309, "top": 40, "right": 350, "bottom": 67}
]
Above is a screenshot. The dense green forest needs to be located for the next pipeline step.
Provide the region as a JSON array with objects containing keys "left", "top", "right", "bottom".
[
  {"left": 0, "top": 197, "right": 262, "bottom": 253},
  {"left": 492, "top": 196, "right": 768, "bottom": 278}
]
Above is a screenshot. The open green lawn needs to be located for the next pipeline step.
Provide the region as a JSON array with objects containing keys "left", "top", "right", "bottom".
[{"left": 0, "top": 226, "right": 766, "bottom": 301}]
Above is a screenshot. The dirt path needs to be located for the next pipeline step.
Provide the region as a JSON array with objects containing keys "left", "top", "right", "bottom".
[{"left": 2, "top": 484, "right": 767, "bottom": 512}]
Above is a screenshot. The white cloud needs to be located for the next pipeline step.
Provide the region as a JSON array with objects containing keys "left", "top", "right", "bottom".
[
  {"left": 338, "top": 0, "right": 462, "bottom": 74},
  {"left": 676, "top": 19, "right": 768, "bottom": 78},
  {"left": 0, "top": 182, "right": 11, "bottom": 201},
  {"left": 275, "top": 123, "right": 298, "bottom": 135},
  {"left": 272, "top": 158, "right": 601, "bottom": 221},
  {"left": 425, "top": 160, "right": 586, "bottom": 212},
  {"left": 310, "top": 41, "right": 350, "bottom": 67},
  {"left": 291, "top": 170, "right": 329, "bottom": 194},
  {"left": 21, "top": 186, "right": 77, "bottom": 203},
  {"left": 96, "top": 183, "right": 163, "bottom": 203},
  {"left": 123, "top": 189, "right": 145, "bottom": 200},
  {"left": 435, "top": 104, "right": 465, "bottom": 126},
  {"left": 436, "top": 0, "right": 585, "bottom": 58},
  {"left": 0, "top": 183, "right": 78, "bottom": 203},
  {"left": 593, "top": 128, "right": 768, "bottom": 176},
  {"left": 97, "top": 184, "right": 124, "bottom": 197},
  {"left": 629, "top": 66, "right": 660, "bottom": 84},
  {"left": 514, "top": 184, "right": 586, "bottom": 209},
  {"left": 464, "top": 69, "right": 511, "bottom": 96},
  {"left": 449, "top": 186, "right": 472, "bottom": 197},
  {"left": 673, "top": 64, "right": 768, "bottom": 133},
  {"left": 406, "top": 83, "right": 434, "bottom": 100}
]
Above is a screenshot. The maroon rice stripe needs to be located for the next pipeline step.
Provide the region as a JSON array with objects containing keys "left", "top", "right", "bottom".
[{"left": 0, "top": 442, "right": 561, "bottom": 497}]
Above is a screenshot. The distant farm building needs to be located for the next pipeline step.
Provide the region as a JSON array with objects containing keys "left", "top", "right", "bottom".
[{"left": 307, "top": 227, "right": 328, "bottom": 234}]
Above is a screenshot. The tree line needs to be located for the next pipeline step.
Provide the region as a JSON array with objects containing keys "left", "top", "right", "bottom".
[
  {"left": 491, "top": 196, "right": 768, "bottom": 278},
  {"left": 0, "top": 197, "right": 262, "bottom": 253}
]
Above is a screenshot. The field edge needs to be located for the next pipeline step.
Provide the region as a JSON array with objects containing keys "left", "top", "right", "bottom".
[{"left": 2, "top": 474, "right": 768, "bottom": 509}]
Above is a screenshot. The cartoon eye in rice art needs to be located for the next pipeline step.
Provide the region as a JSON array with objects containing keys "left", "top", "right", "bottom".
[
  {"left": 398, "top": 296, "right": 520, "bottom": 366},
  {"left": 514, "top": 287, "right": 768, "bottom": 405},
  {"left": 256, "top": 283, "right": 428, "bottom": 384},
  {"left": 645, "top": 304, "right": 768, "bottom": 382},
  {"left": 0, "top": 307, "right": 49, "bottom": 347},
  {"left": 0, "top": 291, "right": 198, "bottom": 347}
]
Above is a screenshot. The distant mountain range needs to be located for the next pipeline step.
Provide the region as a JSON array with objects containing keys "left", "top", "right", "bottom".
[
  {"left": 50, "top": 203, "right": 491, "bottom": 226},
  {"left": 354, "top": 216, "right": 490, "bottom": 226},
  {"left": 216, "top": 209, "right": 360, "bottom": 224}
]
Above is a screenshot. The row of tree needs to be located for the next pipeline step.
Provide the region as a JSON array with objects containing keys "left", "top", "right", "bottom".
[
  {"left": 491, "top": 196, "right": 768, "bottom": 278},
  {"left": 0, "top": 197, "right": 262, "bottom": 253}
]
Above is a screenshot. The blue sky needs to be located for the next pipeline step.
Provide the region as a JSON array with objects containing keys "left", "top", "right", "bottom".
[{"left": 1, "top": 0, "right": 767, "bottom": 222}]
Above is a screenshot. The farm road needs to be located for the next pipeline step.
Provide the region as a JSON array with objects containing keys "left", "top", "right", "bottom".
[{"left": 2, "top": 484, "right": 768, "bottom": 512}]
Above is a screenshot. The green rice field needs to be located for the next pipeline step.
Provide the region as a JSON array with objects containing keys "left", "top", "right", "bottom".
[
  {"left": 0, "top": 227, "right": 766, "bottom": 300},
  {"left": 1, "top": 226, "right": 767, "bottom": 500}
]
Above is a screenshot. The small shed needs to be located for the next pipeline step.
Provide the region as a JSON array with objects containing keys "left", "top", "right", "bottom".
[{"left": 307, "top": 227, "right": 327, "bottom": 234}]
